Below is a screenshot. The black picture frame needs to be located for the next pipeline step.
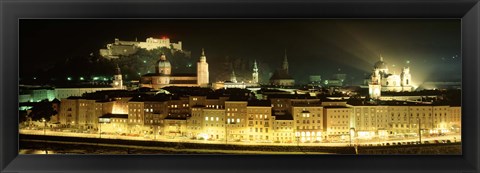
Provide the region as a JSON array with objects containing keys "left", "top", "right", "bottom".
[{"left": 1, "top": 0, "right": 479, "bottom": 173}]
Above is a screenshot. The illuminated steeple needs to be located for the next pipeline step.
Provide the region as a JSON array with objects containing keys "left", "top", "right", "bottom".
[
  {"left": 197, "top": 48, "right": 209, "bottom": 86},
  {"left": 112, "top": 63, "right": 123, "bottom": 89},
  {"left": 199, "top": 48, "right": 207, "bottom": 62},
  {"left": 252, "top": 60, "right": 259, "bottom": 83},
  {"left": 282, "top": 49, "right": 289, "bottom": 74},
  {"left": 231, "top": 68, "right": 237, "bottom": 83}
]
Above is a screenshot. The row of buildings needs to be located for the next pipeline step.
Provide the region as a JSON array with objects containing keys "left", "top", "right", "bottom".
[{"left": 57, "top": 89, "right": 461, "bottom": 143}]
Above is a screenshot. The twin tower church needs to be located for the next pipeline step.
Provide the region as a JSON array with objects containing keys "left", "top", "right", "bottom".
[
  {"left": 139, "top": 49, "right": 210, "bottom": 89},
  {"left": 368, "top": 56, "right": 413, "bottom": 99}
]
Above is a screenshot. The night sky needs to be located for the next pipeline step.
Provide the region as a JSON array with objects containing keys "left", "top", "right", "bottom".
[{"left": 20, "top": 19, "right": 461, "bottom": 85}]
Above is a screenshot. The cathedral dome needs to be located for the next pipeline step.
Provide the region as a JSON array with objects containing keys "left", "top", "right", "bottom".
[
  {"left": 157, "top": 59, "right": 171, "bottom": 68},
  {"left": 374, "top": 60, "right": 387, "bottom": 69},
  {"left": 156, "top": 53, "right": 171, "bottom": 75},
  {"left": 157, "top": 53, "right": 171, "bottom": 68}
]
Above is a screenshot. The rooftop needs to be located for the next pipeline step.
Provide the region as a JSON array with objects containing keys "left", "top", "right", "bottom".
[
  {"left": 270, "top": 69, "right": 293, "bottom": 80},
  {"left": 247, "top": 100, "right": 272, "bottom": 107},
  {"left": 273, "top": 114, "right": 294, "bottom": 120},
  {"left": 99, "top": 114, "right": 128, "bottom": 119}
]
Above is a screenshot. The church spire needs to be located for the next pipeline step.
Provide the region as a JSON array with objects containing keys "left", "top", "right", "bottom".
[
  {"left": 199, "top": 48, "right": 207, "bottom": 62},
  {"left": 282, "top": 49, "right": 289, "bottom": 74},
  {"left": 252, "top": 60, "right": 259, "bottom": 84},
  {"left": 115, "top": 64, "right": 121, "bottom": 75},
  {"left": 231, "top": 68, "right": 237, "bottom": 83},
  {"left": 380, "top": 54, "right": 384, "bottom": 61},
  {"left": 197, "top": 48, "right": 209, "bottom": 86},
  {"left": 113, "top": 63, "right": 123, "bottom": 89}
]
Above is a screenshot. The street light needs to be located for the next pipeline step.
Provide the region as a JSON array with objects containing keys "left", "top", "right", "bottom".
[{"left": 42, "top": 118, "right": 46, "bottom": 135}]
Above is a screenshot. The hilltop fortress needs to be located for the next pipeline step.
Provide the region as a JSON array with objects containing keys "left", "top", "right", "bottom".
[{"left": 99, "top": 37, "right": 184, "bottom": 59}]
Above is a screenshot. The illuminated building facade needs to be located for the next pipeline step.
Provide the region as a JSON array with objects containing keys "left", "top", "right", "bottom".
[
  {"left": 99, "top": 37, "right": 183, "bottom": 59},
  {"left": 98, "top": 114, "right": 128, "bottom": 134},
  {"left": 246, "top": 100, "right": 273, "bottom": 142},
  {"left": 225, "top": 101, "right": 248, "bottom": 141},
  {"left": 323, "top": 106, "right": 352, "bottom": 141},
  {"left": 369, "top": 56, "right": 413, "bottom": 99},
  {"left": 197, "top": 49, "right": 209, "bottom": 87},
  {"left": 57, "top": 90, "right": 461, "bottom": 144},
  {"left": 272, "top": 115, "right": 295, "bottom": 143},
  {"left": 351, "top": 106, "right": 389, "bottom": 139},
  {"left": 291, "top": 99, "right": 324, "bottom": 142},
  {"left": 112, "top": 64, "right": 124, "bottom": 89},
  {"left": 140, "top": 50, "right": 210, "bottom": 89},
  {"left": 200, "top": 109, "right": 226, "bottom": 140}
]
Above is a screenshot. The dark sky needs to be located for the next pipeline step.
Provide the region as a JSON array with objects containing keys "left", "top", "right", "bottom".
[{"left": 20, "top": 19, "right": 461, "bottom": 85}]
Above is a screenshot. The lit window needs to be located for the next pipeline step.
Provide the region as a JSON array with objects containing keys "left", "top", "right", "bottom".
[{"left": 205, "top": 117, "right": 208, "bottom": 121}]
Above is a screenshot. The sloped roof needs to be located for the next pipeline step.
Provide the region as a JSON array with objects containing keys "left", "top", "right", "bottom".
[
  {"left": 99, "top": 114, "right": 128, "bottom": 119},
  {"left": 270, "top": 69, "right": 293, "bottom": 80}
]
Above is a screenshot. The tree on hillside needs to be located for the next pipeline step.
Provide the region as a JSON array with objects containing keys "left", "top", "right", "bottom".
[{"left": 114, "top": 48, "right": 193, "bottom": 80}]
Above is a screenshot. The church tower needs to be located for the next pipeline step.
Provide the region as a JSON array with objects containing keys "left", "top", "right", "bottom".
[
  {"left": 282, "top": 49, "right": 289, "bottom": 74},
  {"left": 197, "top": 48, "right": 209, "bottom": 87},
  {"left": 401, "top": 67, "right": 412, "bottom": 91},
  {"left": 231, "top": 68, "right": 237, "bottom": 83},
  {"left": 252, "top": 60, "right": 259, "bottom": 84},
  {"left": 112, "top": 64, "right": 123, "bottom": 89},
  {"left": 369, "top": 69, "right": 381, "bottom": 99}
]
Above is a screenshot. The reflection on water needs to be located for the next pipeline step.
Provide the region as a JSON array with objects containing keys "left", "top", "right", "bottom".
[
  {"left": 19, "top": 149, "right": 57, "bottom": 154},
  {"left": 19, "top": 149, "right": 139, "bottom": 154}
]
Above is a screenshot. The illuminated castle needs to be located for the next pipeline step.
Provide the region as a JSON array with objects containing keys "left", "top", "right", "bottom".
[
  {"left": 369, "top": 56, "right": 413, "bottom": 99},
  {"left": 140, "top": 49, "right": 209, "bottom": 89},
  {"left": 99, "top": 37, "right": 183, "bottom": 59}
]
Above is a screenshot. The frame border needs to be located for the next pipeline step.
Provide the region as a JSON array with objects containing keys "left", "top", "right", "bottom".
[{"left": 1, "top": 0, "right": 479, "bottom": 173}]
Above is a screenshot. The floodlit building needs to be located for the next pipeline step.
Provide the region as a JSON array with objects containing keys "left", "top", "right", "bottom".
[
  {"left": 164, "top": 117, "right": 187, "bottom": 138},
  {"left": 291, "top": 99, "right": 324, "bottom": 142},
  {"left": 246, "top": 100, "right": 273, "bottom": 142},
  {"left": 140, "top": 50, "right": 210, "bottom": 89},
  {"left": 449, "top": 106, "right": 461, "bottom": 132},
  {"left": 368, "top": 56, "right": 414, "bottom": 99},
  {"left": 225, "top": 101, "right": 248, "bottom": 141},
  {"left": 58, "top": 98, "right": 97, "bottom": 130},
  {"left": 309, "top": 75, "right": 322, "bottom": 85},
  {"left": 55, "top": 88, "right": 461, "bottom": 144},
  {"left": 197, "top": 49, "right": 209, "bottom": 87},
  {"left": 100, "top": 37, "right": 183, "bottom": 59},
  {"left": 112, "top": 64, "right": 124, "bottom": 89},
  {"left": 272, "top": 114, "right": 295, "bottom": 143},
  {"left": 323, "top": 106, "right": 352, "bottom": 141},
  {"left": 270, "top": 50, "right": 295, "bottom": 86},
  {"left": 98, "top": 114, "right": 128, "bottom": 134},
  {"left": 351, "top": 105, "right": 389, "bottom": 139},
  {"left": 200, "top": 108, "right": 226, "bottom": 140}
]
